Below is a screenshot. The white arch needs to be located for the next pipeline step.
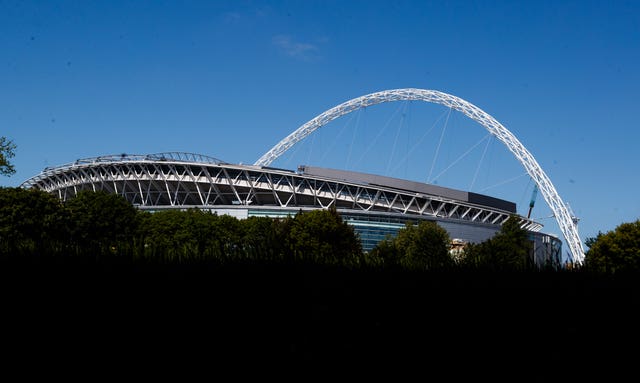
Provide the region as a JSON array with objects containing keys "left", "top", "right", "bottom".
[{"left": 255, "top": 88, "right": 585, "bottom": 264}]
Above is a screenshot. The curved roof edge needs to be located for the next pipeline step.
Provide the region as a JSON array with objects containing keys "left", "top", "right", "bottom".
[{"left": 297, "top": 165, "right": 517, "bottom": 214}]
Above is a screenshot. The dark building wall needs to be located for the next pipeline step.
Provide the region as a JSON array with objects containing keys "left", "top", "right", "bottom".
[{"left": 299, "top": 165, "right": 516, "bottom": 213}]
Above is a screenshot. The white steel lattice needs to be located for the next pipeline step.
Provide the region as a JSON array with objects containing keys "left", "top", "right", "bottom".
[
  {"left": 21, "top": 154, "right": 542, "bottom": 231},
  {"left": 255, "top": 88, "right": 585, "bottom": 264}
]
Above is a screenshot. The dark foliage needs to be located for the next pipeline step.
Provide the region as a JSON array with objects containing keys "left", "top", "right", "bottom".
[
  {"left": 0, "top": 136, "right": 16, "bottom": 176},
  {"left": 285, "top": 206, "right": 363, "bottom": 266},
  {"left": 584, "top": 219, "right": 640, "bottom": 273},
  {"left": 462, "top": 215, "right": 535, "bottom": 271},
  {"left": 1, "top": 189, "right": 639, "bottom": 379},
  {"left": 0, "top": 187, "right": 67, "bottom": 255},
  {"left": 65, "top": 190, "right": 139, "bottom": 256},
  {"left": 369, "top": 220, "right": 453, "bottom": 270}
]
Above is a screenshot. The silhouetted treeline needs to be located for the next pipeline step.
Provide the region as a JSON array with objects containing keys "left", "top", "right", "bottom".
[
  {"left": 1, "top": 187, "right": 366, "bottom": 267},
  {"left": 1, "top": 187, "right": 639, "bottom": 380},
  {"left": 1, "top": 187, "right": 638, "bottom": 276},
  {"left": 0, "top": 187, "right": 557, "bottom": 272}
]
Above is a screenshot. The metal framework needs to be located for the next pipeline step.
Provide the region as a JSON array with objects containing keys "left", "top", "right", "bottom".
[
  {"left": 21, "top": 152, "right": 542, "bottom": 231},
  {"left": 255, "top": 88, "right": 585, "bottom": 264}
]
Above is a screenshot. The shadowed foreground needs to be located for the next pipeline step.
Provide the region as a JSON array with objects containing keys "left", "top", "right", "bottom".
[{"left": 1, "top": 257, "right": 638, "bottom": 380}]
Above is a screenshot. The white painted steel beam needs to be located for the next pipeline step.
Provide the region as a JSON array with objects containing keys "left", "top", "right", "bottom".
[{"left": 255, "top": 89, "right": 584, "bottom": 264}]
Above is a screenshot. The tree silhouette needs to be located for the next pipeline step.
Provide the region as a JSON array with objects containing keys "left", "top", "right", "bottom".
[
  {"left": 584, "top": 220, "right": 640, "bottom": 273},
  {"left": 0, "top": 137, "right": 16, "bottom": 176},
  {"left": 286, "top": 206, "right": 362, "bottom": 266},
  {"left": 0, "top": 187, "right": 66, "bottom": 255},
  {"left": 462, "top": 215, "right": 534, "bottom": 271},
  {"left": 65, "top": 190, "right": 138, "bottom": 256},
  {"left": 370, "top": 220, "right": 453, "bottom": 270}
]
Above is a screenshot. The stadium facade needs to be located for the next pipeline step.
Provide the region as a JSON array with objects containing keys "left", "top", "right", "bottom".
[{"left": 21, "top": 151, "right": 563, "bottom": 267}]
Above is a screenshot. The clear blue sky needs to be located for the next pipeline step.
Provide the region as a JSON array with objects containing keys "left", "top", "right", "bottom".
[{"left": 2, "top": 0, "right": 639, "bottom": 260}]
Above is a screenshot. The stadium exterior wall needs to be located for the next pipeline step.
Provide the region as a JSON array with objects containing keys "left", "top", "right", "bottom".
[{"left": 20, "top": 153, "right": 562, "bottom": 267}]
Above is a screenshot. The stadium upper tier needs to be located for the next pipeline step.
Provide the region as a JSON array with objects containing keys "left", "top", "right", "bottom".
[{"left": 21, "top": 152, "right": 542, "bottom": 232}]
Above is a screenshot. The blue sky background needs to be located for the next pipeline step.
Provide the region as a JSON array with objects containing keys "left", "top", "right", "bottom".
[{"left": 2, "top": 0, "right": 639, "bottom": 261}]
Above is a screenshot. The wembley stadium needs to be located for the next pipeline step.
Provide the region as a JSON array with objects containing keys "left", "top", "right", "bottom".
[
  {"left": 21, "top": 151, "right": 562, "bottom": 267},
  {"left": 21, "top": 89, "right": 585, "bottom": 266}
]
